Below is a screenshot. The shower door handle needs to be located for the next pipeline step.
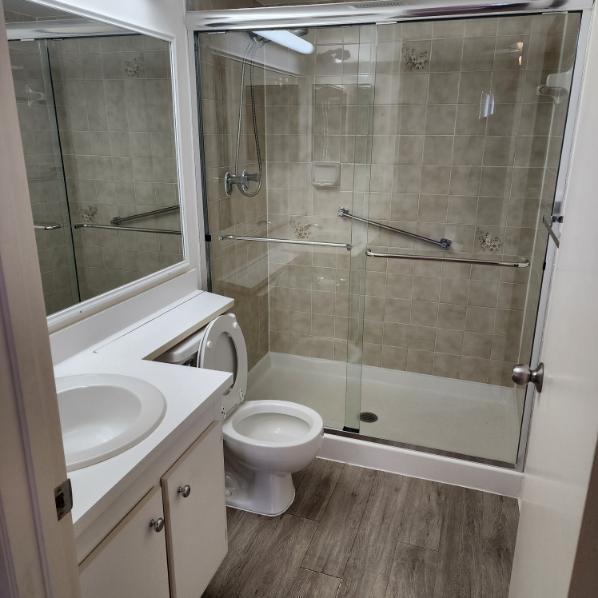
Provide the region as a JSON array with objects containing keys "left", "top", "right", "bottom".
[{"left": 512, "top": 363, "right": 544, "bottom": 393}]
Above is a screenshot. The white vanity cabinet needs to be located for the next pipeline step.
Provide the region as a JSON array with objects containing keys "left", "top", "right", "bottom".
[
  {"left": 162, "top": 421, "right": 227, "bottom": 598},
  {"left": 79, "top": 487, "right": 170, "bottom": 598},
  {"left": 79, "top": 422, "right": 227, "bottom": 598}
]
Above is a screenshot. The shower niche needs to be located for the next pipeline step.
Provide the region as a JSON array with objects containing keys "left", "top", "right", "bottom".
[
  {"left": 197, "top": 11, "right": 580, "bottom": 467},
  {"left": 6, "top": 0, "right": 184, "bottom": 316}
]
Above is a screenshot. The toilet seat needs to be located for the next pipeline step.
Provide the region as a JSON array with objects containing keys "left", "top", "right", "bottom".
[
  {"left": 223, "top": 400, "right": 322, "bottom": 448},
  {"left": 197, "top": 314, "right": 247, "bottom": 415}
]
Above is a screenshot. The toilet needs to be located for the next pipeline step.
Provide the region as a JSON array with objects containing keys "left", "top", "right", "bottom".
[{"left": 157, "top": 313, "right": 323, "bottom": 516}]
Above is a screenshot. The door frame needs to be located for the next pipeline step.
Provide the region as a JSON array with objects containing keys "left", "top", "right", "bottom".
[{"left": 0, "top": 4, "right": 80, "bottom": 596}]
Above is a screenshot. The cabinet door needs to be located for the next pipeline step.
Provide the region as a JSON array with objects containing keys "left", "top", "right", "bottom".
[
  {"left": 79, "top": 487, "right": 169, "bottom": 598},
  {"left": 161, "top": 422, "right": 227, "bottom": 598}
]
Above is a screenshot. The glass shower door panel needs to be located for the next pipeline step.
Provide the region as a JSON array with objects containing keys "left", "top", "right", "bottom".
[
  {"left": 357, "top": 13, "right": 581, "bottom": 463},
  {"left": 9, "top": 40, "right": 79, "bottom": 315},
  {"left": 197, "top": 25, "right": 372, "bottom": 432}
]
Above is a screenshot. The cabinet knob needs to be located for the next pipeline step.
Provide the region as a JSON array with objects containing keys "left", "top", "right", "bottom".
[
  {"left": 149, "top": 517, "right": 165, "bottom": 533},
  {"left": 177, "top": 484, "right": 191, "bottom": 498}
]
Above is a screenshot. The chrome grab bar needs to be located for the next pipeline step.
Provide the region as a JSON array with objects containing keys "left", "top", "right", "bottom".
[
  {"left": 338, "top": 208, "right": 452, "bottom": 250},
  {"left": 110, "top": 204, "right": 179, "bottom": 226},
  {"left": 34, "top": 223, "right": 62, "bottom": 230},
  {"left": 74, "top": 223, "right": 181, "bottom": 235},
  {"left": 366, "top": 249, "right": 529, "bottom": 268},
  {"left": 219, "top": 234, "right": 351, "bottom": 250}
]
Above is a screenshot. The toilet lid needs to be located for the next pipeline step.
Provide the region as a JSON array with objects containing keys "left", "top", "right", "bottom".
[{"left": 197, "top": 313, "right": 247, "bottom": 416}]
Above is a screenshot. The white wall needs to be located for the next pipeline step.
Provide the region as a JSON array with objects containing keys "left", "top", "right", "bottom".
[{"left": 509, "top": 8, "right": 598, "bottom": 597}]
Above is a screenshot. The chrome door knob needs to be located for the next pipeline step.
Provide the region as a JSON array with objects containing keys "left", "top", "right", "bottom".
[
  {"left": 512, "top": 362, "right": 544, "bottom": 393},
  {"left": 149, "top": 517, "right": 165, "bottom": 533},
  {"left": 177, "top": 484, "right": 191, "bottom": 498}
]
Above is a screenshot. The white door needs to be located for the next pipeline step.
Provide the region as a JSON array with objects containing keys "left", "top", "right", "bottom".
[
  {"left": 161, "top": 422, "right": 228, "bottom": 598},
  {"left": 79, "top": 488, "right": 170, "bottom": 598},
  {"left": 0, "top": 7, "right": 80, "bottom": 597},
  {"left": 509, "top": 9, "right": 598, "bottom": 597}
]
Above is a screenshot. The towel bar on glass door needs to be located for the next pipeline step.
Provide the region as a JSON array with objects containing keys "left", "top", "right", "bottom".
[
  {"left": 338, "top": 208, "right": 452, "bottom": 250},
  {"left": 74, "top": 223, "right": 181, "bottom": 235},
  {"left": 366, "top": 249, "right": 530, "bottom": 268},
  {"left": 110, "top": 204, "right": 179, "bottom": 226},
  {"left": 219, "top": 234, "right": 352, "bottom": 250},
  {"left": 34, "top": 223, "right": 62, "bottom": 230}
]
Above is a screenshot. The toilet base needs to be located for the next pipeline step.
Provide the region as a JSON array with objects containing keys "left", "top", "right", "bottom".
[{"left": 225, "top": 469, "right": 296, "bottom": 517}]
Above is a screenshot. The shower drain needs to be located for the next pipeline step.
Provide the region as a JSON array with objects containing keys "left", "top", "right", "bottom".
[{"left": 359, "top": 411, "right": 378, "bottom": 423}]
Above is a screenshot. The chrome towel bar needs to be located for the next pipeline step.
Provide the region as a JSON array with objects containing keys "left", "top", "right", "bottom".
[
  {"left": 34, "top": 223, "right": 62, "bottom": 230},
  {"left": 219, "top": 234, "right": 351, "bottom": 250},
  {"left": 74, "top": 223, "right": 181, "bottom": 235},
  {"left": 111, "top": 204, "right": 179, "bottom": 226},
  {"left": 338, "top": 208, "right": 452, "bottom": 250},
  {"left": 366, "top": 249, "right": 529, "bottom": 268}
]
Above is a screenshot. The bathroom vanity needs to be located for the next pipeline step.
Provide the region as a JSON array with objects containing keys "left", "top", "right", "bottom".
[{"left": 54, "top": 291, "right": 235, "bottom": 598}]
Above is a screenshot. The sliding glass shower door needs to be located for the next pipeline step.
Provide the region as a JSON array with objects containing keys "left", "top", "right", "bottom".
[
  {"left": 196, "top": 9, "right": 582, "bottom": 466},
  {"left": 353, "top": 12, "right": 580, "bottom": 463}
]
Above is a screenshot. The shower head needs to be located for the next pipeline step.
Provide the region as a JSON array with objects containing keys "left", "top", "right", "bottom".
[{"left": 249, "top": 29, "right": 314, "bottom": 54}]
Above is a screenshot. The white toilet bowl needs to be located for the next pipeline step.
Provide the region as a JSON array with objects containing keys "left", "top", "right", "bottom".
[
  {"left": 222, "top": 400, "right": 323, "bottom": 516},
  {"left": 157, "top": 313, "right": 324, "bottom": 517}
]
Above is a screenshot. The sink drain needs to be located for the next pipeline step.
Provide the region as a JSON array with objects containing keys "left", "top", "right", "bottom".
[{"left": 359, "top": 411, "right": 378, "bottom": 423}]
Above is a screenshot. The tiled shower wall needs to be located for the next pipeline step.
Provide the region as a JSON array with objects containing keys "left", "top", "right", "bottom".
[
  {"left": 48, "top": 35, "right": 183, "bottom": 301},
  {"left": 260, "top": 14, "right": 577, "bottom": 386}
]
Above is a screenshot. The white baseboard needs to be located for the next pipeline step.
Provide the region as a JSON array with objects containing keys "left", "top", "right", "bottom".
[{"left": 318, "top": 433, "right": 523, "bottom": 498}]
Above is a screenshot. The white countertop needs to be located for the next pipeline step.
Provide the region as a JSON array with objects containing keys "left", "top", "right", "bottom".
[{"left": 54, "top": 291, "right": 234, "bottom": 537}]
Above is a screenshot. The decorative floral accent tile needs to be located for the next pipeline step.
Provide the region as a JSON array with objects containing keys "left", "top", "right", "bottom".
[
  {"left": 292, "top": 219, "right": 316, "bottom": 240},
  {"left": 80, "top": 205, "right": 98, "bottom": 224},
  {"left": 123, "top": 56, "right": 144, "bottom": 78},
  {"left": 402, "top": 47, "right": 429, "bottom": 71},
  {"left": 478, "top": 231, "right": 503, "bottom": 252}
]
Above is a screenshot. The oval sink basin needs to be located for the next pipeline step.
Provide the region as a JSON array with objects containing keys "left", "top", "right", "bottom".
[{"left": 56, "top": 374, "right": 166, "bottom": 471}]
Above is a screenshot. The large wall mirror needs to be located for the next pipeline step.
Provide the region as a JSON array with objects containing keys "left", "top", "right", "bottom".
[{"left": 4, "top": 0, "right": 184, "bottom": 316}]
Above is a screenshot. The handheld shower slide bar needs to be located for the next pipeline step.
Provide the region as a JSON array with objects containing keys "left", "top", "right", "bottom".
[
  {"left": 366, "top": 249, "right": 529, "bottom": 268},
  {"left": 338, "top": 207, "right": 452, "bottom": 250}
]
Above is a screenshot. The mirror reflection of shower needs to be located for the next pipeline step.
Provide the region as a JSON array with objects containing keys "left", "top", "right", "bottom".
[{"left": 224, "top": 29, "right": 313, "bottom": 197}]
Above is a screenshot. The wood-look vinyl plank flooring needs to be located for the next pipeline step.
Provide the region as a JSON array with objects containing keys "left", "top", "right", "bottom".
[{"left": 203, "top": 459, "right": 519, "bottom": 598}]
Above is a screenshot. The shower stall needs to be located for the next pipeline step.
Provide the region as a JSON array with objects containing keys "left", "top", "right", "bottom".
[{"left": 191, "top": 0, "right": 586, "bottom": 468}]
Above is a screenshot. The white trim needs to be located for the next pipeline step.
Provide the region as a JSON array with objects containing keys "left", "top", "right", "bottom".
[
  {"left": 30, "top": 0, "right": 206, "bottom": 331},
  {"left": 47, "top": 263, "right": 193, "bottom": 334},
  {"left": 50, "top": 271, "right": 199, "bottom": 364},
  {"left": 319, "top": 434, "right": 523, "bottom": 498}
]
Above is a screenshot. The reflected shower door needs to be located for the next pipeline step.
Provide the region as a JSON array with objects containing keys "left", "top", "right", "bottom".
[
  {"left": 354, "top": 12, "right": 581, "bottom": 464},
  {"left": 10, "top": 39, "right": 79, "bottom": 314}
]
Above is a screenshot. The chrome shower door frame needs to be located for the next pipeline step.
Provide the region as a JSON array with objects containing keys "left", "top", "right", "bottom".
[{"left": 190, "top": 1, "right": 594, "bottom": 472}]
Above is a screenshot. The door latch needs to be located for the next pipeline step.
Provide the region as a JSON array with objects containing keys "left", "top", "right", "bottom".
[{"left": 54, "top": 478, "right": 73, "bottom": 520}]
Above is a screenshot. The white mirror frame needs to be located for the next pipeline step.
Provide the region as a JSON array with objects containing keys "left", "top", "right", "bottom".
[{"left": 18, "top": 1, "right": 207, "bottom": 334}]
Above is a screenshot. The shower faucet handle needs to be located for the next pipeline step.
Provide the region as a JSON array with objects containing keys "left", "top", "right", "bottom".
[{"left": 512, "top": 362, "right": 544, "bottom": 393}]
